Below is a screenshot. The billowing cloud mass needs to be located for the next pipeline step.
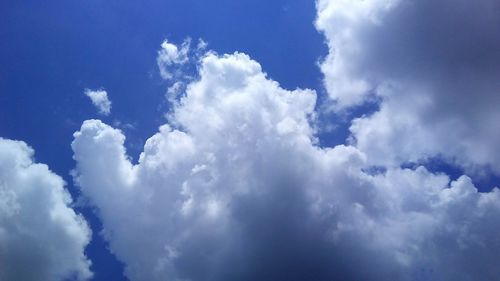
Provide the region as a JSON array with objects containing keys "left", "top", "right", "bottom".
[
  {"left": 85, "top": 89, "right": 112, "bottom": 116},
  {"left": 316, "top": 0, "right": 500, "bottom": 173},
  {"left": 72, "top": 38, "right": 500, "bottom": 281},
  {"left": 0, "top": 138, "right": 92, "bottom": 281}
]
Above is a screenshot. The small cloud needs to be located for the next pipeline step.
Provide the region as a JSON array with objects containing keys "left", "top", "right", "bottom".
[
  {"left": 84, "top": 89, "right": 112, "bottom": 116},
  {"left": 157, "top": 39, "right": 191, "bottom": 80},
  {"left": 196, "top": 39, "right": 208, "bottom": 51}
]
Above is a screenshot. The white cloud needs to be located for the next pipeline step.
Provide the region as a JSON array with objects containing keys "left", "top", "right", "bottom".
[
  {"left": 157, "top": 39, "right": 191, "bottom": 80},
  {"left": 165, "top": 81, "right": 184, "bottom": 104},
  {"left": 72, "top": 47, "right": 500, "bottom": 281},
  {"left": 0, "top": 138, "right": 92, "bottom": 281},
  {"left": 84, "top": 89, "right": 112, "bottom": 116},
  {"left": 316, "top": 0, "right": 500, "bottom": 173}
]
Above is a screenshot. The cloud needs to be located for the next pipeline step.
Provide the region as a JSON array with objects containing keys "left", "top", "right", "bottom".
[
  {"left": 85, "top": 89, "right": 112, "bottom": 116},
  {"left": 157, "top": 38, "right": 209, "bottom": 106},
  {"left": 0, "top": 138, "right": 92, "bottom": 281},
  {"left": 157, "top": 39, "right": 191, "bottom": 80},
  {"left": 316, "top": 0, "right": 500, "bottom": 173},
  {"left": 72, "top": 45, "right": 500, "bottom": 280}
]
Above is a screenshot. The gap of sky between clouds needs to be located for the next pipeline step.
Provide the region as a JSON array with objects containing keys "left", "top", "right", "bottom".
[{"left": 2, "top": 0, "right": 500, "bottom": 280}]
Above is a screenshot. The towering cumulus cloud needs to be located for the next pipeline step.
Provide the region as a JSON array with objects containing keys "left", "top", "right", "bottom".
[
  {"left": 316, "top": 0, "right": 500, "bottom": 172},
  {"left": 72, "top": 41, "right": 500, "bottom": 280},
  {"left": 0, "top": 138, "right": 92, "bottom": 281}
]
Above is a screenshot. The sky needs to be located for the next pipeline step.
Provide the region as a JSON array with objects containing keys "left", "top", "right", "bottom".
[{"left": 1, "top": 1, "right": 500, "bottom": 281}]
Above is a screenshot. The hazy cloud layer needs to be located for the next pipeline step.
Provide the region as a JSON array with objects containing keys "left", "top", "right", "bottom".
[
  {"left": 316, "top": 0, "right": 500, "bottom": 173},
  {"left": 0, "top": 138, "right": 92, "bottom": 281},
  {"left": 73, "top": 44, "right": 500, "bottom": 281},
  {"left": 85, "top": 89, "right": 112, "bottom": 116}
]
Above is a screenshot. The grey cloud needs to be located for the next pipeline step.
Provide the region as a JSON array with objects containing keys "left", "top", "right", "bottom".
[{"left": 316, "top": 0, "right": 500, "bottom": 173}]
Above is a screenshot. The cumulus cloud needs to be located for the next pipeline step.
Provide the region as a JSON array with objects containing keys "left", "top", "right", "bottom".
[
  {"left": 0, "top": 138, "right": 92, "bottom": 281},
  {"left": 157, "top": 38, "right": 209, "bottom": 106},
  {"left": 157, "top": 39, "right": 191, "bottom": 80},
  {"left": 316, "top": 0, "right": 500, "bottom": 173},
  {"left": 72, "top": 44, "right": 500, "bottom": 281},
  {"left": 85, "top": 89, "right": 112, "bottom": 116}
]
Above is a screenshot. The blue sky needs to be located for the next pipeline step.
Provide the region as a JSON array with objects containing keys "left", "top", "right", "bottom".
[
  {"left": 2, "top": 1, "right": 500, "bottom": 281},
  {"left": 0, "top": 0, "right": 330, "bottom": 171}
]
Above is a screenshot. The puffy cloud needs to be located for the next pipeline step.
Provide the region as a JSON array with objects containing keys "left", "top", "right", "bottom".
[
  {"left": 157, "top": 39, "right": 191, "bottom": 80},
  {"left": 73, "top": 47, "right": 500, "bottom": 281},
  {"left": 84, "top": 89, "right": 112, "bottom": 116},
  {"left": 0, "top": 138, "right": 92, "bottom": 281},
  {"left": 316, "top": 0, "right": 500, "bottom": 172}
]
